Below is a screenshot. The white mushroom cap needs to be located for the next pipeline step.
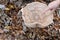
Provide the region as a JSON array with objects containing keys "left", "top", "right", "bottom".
[{"left": 21, "top": 2, "right": 54, "bottom": 28}]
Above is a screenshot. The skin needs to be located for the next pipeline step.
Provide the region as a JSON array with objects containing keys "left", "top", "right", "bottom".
[{"left": 43, "top": 0, "right": 60, "bottom": 13}]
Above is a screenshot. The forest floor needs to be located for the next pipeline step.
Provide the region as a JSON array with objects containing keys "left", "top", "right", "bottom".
[{"left": 0, "top": 0, "right": 60, "bottom": 40}]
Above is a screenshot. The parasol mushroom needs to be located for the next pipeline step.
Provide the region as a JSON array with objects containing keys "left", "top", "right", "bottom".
[{"left": 21, "top": 2, "right": 54, "bottom": 28}]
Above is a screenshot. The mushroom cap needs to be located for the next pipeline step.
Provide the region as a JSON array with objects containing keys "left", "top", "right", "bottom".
[{"left": 21, "top": 2, "right": 53, "bottom": 28}]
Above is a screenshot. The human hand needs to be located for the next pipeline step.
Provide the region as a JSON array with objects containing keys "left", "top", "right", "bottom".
[{"left": 43, "top": 0, "right": 60, "bottom": 14}]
